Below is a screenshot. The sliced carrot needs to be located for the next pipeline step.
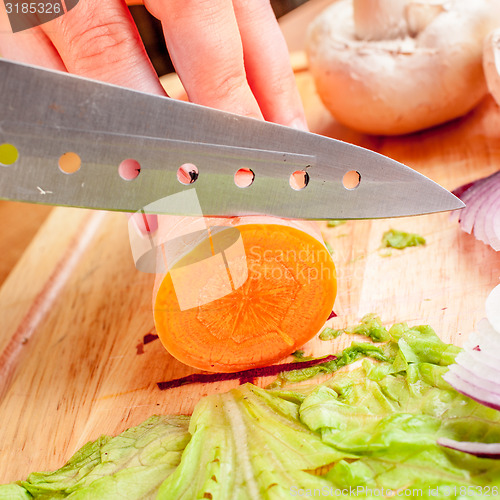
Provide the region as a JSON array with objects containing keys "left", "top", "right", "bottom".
[{"left": 153, "top": 219, "right": 336, "bottom": 372}]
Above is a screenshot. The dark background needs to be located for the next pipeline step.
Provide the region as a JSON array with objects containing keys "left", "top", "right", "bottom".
[{"left": 129, "top": 0, "right": 309, "bottom": 76}]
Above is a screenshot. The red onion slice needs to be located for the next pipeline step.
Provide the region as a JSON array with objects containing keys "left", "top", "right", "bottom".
[
  {"left": 483, "top": 191, "right": 500, "bottom": 250},
  {"left": 443, "top": 369, "right": 500, "bottom": 411},
  {"left": 452, "top": 171, "right": 500, "bottom": 250},
  {"left": 473, "top": 183, "right": 500, "bottom": 246},
  {"left": 452, "top": 175, "right": 491, "bottom": 231},
  {"left": 447, "top": 364, "right": 500, "bottom": 396},
  {"left": 494, "top": 207, "right": 500, "bottom": 251},
  {"left": 451, "top": 181, "right": 475, "bottom": 201},
  {"left": 455, "top": 351, "right": 500, "bottom": 381},
  {"left": 463, "top": 325, "right": 500, "bottom": 354},
  {"left": 461, "top": 181, "right": 494, "bottom": 235},
  {"left": 439, "top": 285, "right": 500, "bottom": 456},
  {"left": 458, "top": 344, "right": 500, "bottom": 372},
  {"left": 474, "top": 182, "right": 500, "bottom": 248},
  {"left": 437, "top": 438, "right": 500, "bottom": 459},
  {"left": 486, "top": 284, "right": 500, "bottom": 332}
]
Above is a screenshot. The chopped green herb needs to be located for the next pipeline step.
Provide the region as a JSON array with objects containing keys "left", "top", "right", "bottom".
[
  {"left": 292, "top": 349, "right": 305, "bottom": 359},
  {"left": 320, "top": 313, "right": 390, "bottom": 343},
  {"left": 382, "top": 229, "right": 426, "bottom": 249},
  {"left": 327, "top": 220, "right": 347, "bottom": 228},
  {"left": 319, "top": 326, "right": 343, "bottom": 341},
  {"left": 291, "top": 350, "right": 317, "bottom": 362},
  {"left": 268, "top": 342, "right": 388, "bottom": 389},
  {"left": 378, "top": 248, "right": 392, "bottom": 258},
  {"left": 325, "top": 242, "right": 334, "bottom": 255}
]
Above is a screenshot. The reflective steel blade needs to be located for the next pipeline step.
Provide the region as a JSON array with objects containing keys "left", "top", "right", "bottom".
[{"left": 0, "top": 60, "right": 463, "bottom": 218}]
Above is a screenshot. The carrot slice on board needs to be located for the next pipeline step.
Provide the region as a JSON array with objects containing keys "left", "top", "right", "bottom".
[{"left": 153, "top": 219, "right": 336, "bottom": 372}]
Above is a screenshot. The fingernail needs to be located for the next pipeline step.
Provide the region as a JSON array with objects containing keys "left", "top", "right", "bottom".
[{"left": 290, "top": 117, "right": 309, "bottom": 132}]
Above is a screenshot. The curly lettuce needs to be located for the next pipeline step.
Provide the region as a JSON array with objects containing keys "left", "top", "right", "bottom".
[{"left": 2, "top": 320, "right": 500, "bottom": 499}]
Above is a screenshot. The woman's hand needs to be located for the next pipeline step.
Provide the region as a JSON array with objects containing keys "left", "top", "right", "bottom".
[{"left": 0, "top": 0, "right": 307, "bottom": 129}]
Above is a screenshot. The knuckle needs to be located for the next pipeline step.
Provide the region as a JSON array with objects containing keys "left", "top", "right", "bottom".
[
  {"left": 189, "top": 66, "right": 257, "bottom": 118},
  {"left": 213, "top": 68, "right": 248, "bottom": 100},
  {"left": 63, "top": 18, "right": 134, "bottom": 69}
]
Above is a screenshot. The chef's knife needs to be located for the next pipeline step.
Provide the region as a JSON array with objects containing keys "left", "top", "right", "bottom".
[{"left": 0, "top": 59, "right": 463, "bottom": 219}]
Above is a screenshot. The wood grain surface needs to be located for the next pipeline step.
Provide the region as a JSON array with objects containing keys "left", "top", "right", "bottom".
[{"left": 1, "top": 2, "right": 500, "bottom": 484}]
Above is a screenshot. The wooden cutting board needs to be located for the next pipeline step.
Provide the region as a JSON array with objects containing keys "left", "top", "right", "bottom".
[{"left": 1, "top": 10, "right": 500, "bottom": 486}]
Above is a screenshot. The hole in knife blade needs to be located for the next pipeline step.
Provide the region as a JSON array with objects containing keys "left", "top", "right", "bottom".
[
  {"left": 342, "top": 170, "right": 361, "bottom": 190},
  {"left": 58, "top": 152, "right": 81, "bottom": 174},
  {"left": 234, "top": 168, "right": 255, "bottom": 188},
  {"left": 0, "top": 143, "right": 19, "bottom": 166},
  {"left": 177, "top": 163, "right": 199, "bottom": 185},
  {"left": 119, "top": 159, "right": 141, "bottom": 181},
  {"left": 289, "top": 170, "right": 309, "bottom": 191}
]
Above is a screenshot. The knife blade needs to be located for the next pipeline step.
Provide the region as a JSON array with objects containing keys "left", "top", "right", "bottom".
[{"left": 0, "top": 59, "right": 463, "bottom": 219}]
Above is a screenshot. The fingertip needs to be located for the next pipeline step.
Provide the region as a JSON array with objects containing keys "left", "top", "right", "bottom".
[
  {"left": 233, "top": 0, "right": 307, "bottom": 129},
  {"left": 289, "top": 117, "right": 310, "bottom": 132}
]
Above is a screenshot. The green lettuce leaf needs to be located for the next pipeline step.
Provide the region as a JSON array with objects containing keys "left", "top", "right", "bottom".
[
  {"left": 3, "top": 318, "right": 500, "bottom": 499},
  {"left": 0, "top": 483, "right": 32, "bottom": 499},
  {"left": 156, "top": 384, "right": 345, "bottom": 499},
  {"left": 299, "top": 333, "right": 500, "bottom": 496},
  {"left": 0, "top": 415, "right": 190, "bottom": 500}
]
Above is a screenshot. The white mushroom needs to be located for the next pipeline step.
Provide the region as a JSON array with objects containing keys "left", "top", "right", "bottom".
[
  {"left": 307, "top": 0, "right": 500, "bottom": 135},
  {"left": 483, "top": 26, "right": 500, "bottom": 106},
  {"left": 353, "top": 0, "right": 408, "bottom": 41}
]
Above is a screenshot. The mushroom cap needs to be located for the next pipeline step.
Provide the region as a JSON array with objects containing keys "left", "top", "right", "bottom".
[
  {"left": 484, "top": 27, "right": 500, "bottom": 106},
  {"left": 307, "top": 0, "right": 500, "bottom": 135}
]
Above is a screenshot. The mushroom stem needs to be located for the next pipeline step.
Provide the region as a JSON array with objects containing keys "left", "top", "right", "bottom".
[
  {"left": 353, "top": 0, "right": 409, "bottom": 40},
  {"left": 405, "top": 1, "right": 448, "bottom": 36}
]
